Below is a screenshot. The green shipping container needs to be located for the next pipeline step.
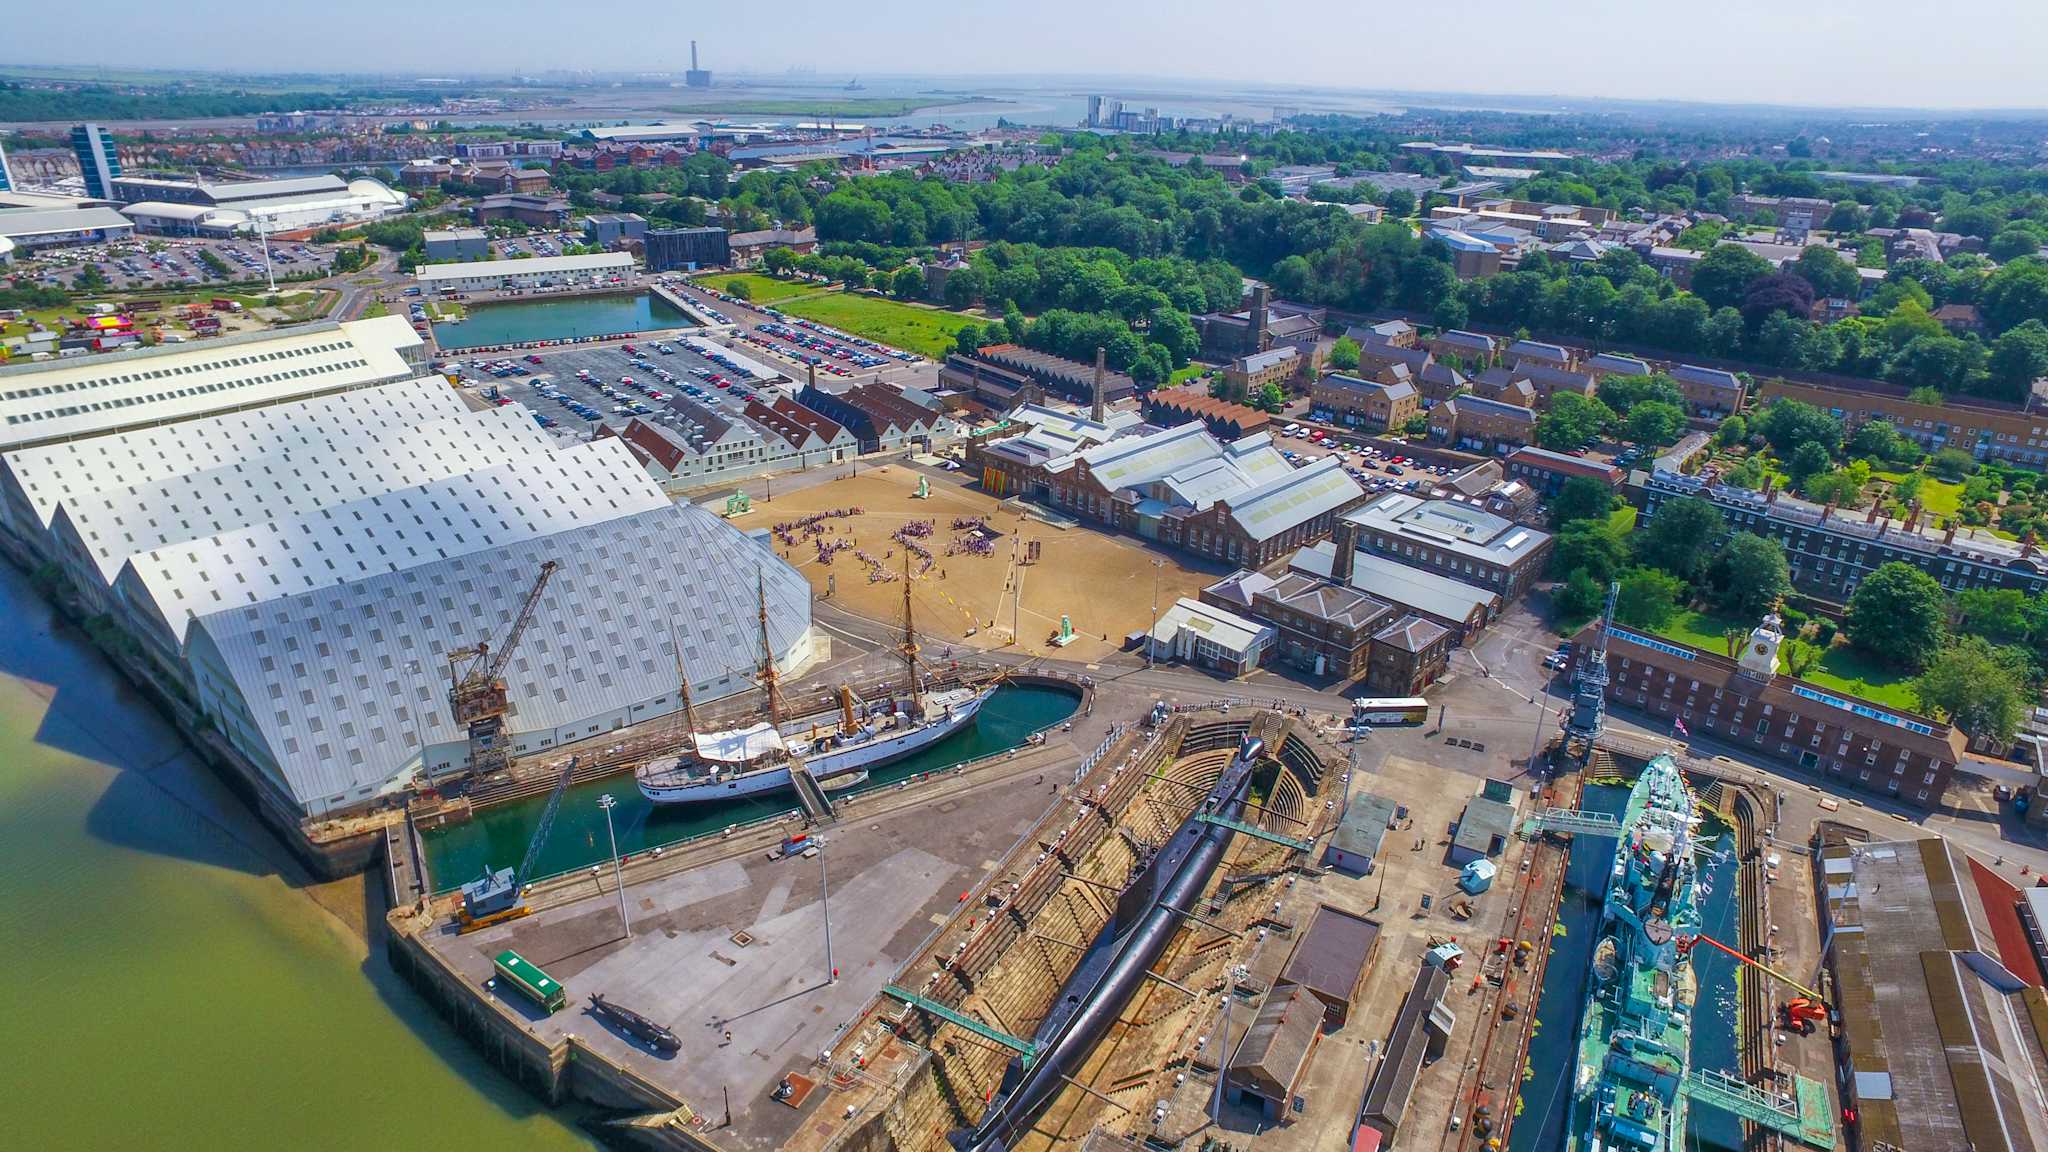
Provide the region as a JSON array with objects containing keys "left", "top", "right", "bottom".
[{"left": 493, "top": 949, "right": 566, "bottom": 1013}]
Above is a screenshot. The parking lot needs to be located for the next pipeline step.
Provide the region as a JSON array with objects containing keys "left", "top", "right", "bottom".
[
  {"left": 441, "top": 339, "right": 785, "bottom": 440},
  {"left": 489, "top": 231, "right": 576, "bottom": 260},
  {"left": 12, "top": 235, "right": 345, "bottom": 292},
  {"left": 1268, "top": 419, "right": 1455, "bottom": 497},
  {"left": 666, "top": 280, "right": 930, "bottom": 386}
]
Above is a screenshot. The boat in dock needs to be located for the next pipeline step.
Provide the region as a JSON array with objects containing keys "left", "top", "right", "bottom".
[
  {"left": 638, "top": 560, "right": 996, "bottom": 808},
  {"left": 1569, "top": 753, "right": 1702, "bottom": 1152}
]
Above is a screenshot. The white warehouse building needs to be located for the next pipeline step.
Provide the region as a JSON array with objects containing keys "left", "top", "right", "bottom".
[
  {"left": 0, "top": 314, "right": 426, "bottom": 454},
  {"left": 184, "top": 502, "right": 817, "bottom": 815},
  {"left": 120, "top": 176, "right": 410, "bottom": 236},
  {"left": 415, "top": 251, "right": 635, "bottom": 293}
]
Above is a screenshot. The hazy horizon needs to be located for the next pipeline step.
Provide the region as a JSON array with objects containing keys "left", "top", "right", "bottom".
[{"left": 9, "top": 0, "right": 2048, "bottom": 113}]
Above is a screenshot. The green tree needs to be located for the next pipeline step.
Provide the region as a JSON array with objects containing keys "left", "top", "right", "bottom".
[
  {"left": 1784, "top": 440, "right": 1834, "bottom": 487},
  {"left": 1624, "top": 400, "right": 1686, "bottom": 446},
  {"left": 1846, "top": 419, "right": 1912, "bottom": 465},
  {"left": 1707, "top": 532, "right": 1791, "bottom": 618},
  {"left": 1555, "top": 568, "right": 1606, "bottom": 621},
  {"left": 1912, "top": 636, "right": 2031, "bottom": 744},
  {"left": 1401, "top": 413, "right": 1431, "bottom": 436},
  {"left": 1714, "top": 414, "right": 1749, "bottom": 447},
  {"left": 1255, "top": 382, "right": 1287, "bottom": 413},
  {"left": 1955, "top": 587, "right": 2041, "bottom": 644},
  {"left": 891, "top": 265, "right": 926, "bottom": 299},
  {"left": 1989, "top": 320, "right": 2048, "bottom": 400},
  {"left": 1929, "top": 447, "right": 1978, "bottom": 481},
  {"left": 1791, "top": 245, "right": 1862, "bottom": 301},
  {"left": 1844, "top": 561, "right": 1949, "bottom": 668},
  {"left": 1690, "top": 244, "right": 1774, "bottom": 311},
  {"left": 762, "top": 247, "right": 795, "bottom": 276},
  {"left": 73, "top": 263, "right": 108, "bottom": 292},
  {"left": 1755, "top": 397, "right": 1842, "bottom": 456},
  {"left": 723, "top": 278, "right": 752, "bottom": 300},
  {"left": 1549, "top": 523, "right": 1630, "bottom": 584},
  {"left": 1328, "top": 335, "right": 1361, "bottom": 371},
  {"left": 1633, "top": 496, "right": 1726, "bottom": 583},
  {"left": 1989, "top": 227, "right": 2045, "bottom": 265},
  {"left": 1614, "top": 567, "right": 1684, "bottom": 629},
  {"left": 1535, "top": 391, "right": 1614, "bottom": 451},
  {"left": 1550, "top": 476, "right": 1616, "bottom": 530}
]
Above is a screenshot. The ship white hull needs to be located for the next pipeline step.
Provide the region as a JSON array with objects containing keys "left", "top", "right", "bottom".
[{"left": 637, "top": 687, "right": 992, "bottom": 806}]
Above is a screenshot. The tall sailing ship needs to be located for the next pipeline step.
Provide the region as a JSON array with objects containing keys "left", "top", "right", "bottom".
[
  {"left": 1569, "top": 752, "right": 1703, "bottom": 1152},
  {"left": 637, "top": 563, "right": 996, "bottom": 807}
]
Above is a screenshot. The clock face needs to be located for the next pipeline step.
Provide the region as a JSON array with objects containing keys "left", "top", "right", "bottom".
[{"left": 1754, "top": 642, "right": 1769, "bottom": 655}]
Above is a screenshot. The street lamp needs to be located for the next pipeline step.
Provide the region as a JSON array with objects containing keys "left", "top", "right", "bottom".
[
  {"left": 819, "top": 837, "right": 837, "bottom": 983},
  {"left": 597, "top": 793, "right": 630, "bottom": 939},
  {"left": 1146, "top": 558, "right": 1165, "bottom": 669}
]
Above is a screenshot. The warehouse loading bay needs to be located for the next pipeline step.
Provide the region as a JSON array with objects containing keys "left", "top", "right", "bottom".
[{"left": 409, "top": 698, "right": 1556, "bottom": 1152}]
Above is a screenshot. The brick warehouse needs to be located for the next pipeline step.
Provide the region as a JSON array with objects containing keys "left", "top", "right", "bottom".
[{"left": 1573, "top": 612, "right": 1964, "bottom": 808}]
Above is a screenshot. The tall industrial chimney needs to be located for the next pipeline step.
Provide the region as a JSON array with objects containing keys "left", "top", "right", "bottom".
[
  {"left": 1249, "top": 284, "right": 1271, "bottom": 352},
  {"left": 1091, "top": 346, "right": 1107, "bottom": 424},
  {"left": 691, "top": 40, "right": 700, "bottom": 71}
]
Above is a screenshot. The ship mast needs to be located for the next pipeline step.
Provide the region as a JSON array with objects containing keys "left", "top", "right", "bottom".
[
  {"left": 901, "top": 550, "right": 921, "bottom": 702},
  {"left": 669, "top": 625, "right": 700, "bottom": 733},
  {"left": 756, "top": 567, "right": 783, "bottom": 725}
]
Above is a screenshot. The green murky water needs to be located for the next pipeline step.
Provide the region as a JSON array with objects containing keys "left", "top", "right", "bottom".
[
  {"left": 0, "top": 564, "right": 593, "bottom": 1151},
  {"left": 421, "top": 682, "right": 1082, "bottom": 891},
  {"left": 432, "top": 293, "right": 689, "bottom": 349}
]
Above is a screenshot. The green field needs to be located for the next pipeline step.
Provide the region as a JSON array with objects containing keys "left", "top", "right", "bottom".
[
  {"left": 1649, "top": 609, "right": 1919, "bottom": 711},
  {"left": 774, "top": 291, "right": 981, "bottom": 360},
  {"left": 1872, "top": 468, "right": 1965, "bottom": 517},
  {"left": 708, "top": 272, "right": 832, "bottom": 306}
]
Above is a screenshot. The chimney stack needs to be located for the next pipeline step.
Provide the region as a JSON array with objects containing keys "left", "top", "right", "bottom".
[
  {"left": 2023, "top": 531, "right": 2037, "bottom": 560},
  {"left": 1331, "top": 518, "right": 1356, "bottom": 585},
  {"left": 1906, "top": 499, "right": 1922, "bottom": 533},
  {"left": 806, "top": 362, "right": 816, "bottom": 393},
  {"left": 1821, "top": 499, "right": 1834, "bottom": 522},
  {"left": 691, "top": 40, "right": 700, "bottom": 70},
  {"left": 1091, "top": 346, "right": 1107, "bottom": 423},
  {"left": 1943, "top": 519, "right": 1957, "bottom": 545},
  {"left": 1866, "top": 501, "right": 1880, "bottom": 524},
  {"left": 1249, "top": 284, "right": 1271, "bottom": 352}
]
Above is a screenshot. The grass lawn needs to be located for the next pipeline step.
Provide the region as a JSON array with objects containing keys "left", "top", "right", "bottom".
[
  {"left": 1648, "top": 609, "right": 1921, "bottom": 713},
  {"left": 704, "top": 272, "right": 832, "bottom": 306},
  {"left": 774, "top": 290, "right": 981, "bottom": 360},
  {"left": 1168, "top": 363, "right": 1210, "bottom": 387},
  {"left": 1607, "top": 505, "right": 1638, "bottom": 535}
]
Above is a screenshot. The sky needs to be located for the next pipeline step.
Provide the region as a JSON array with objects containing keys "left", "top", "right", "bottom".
[{"left": 11, "top": 0, "right": 2048, "bottom": 111}]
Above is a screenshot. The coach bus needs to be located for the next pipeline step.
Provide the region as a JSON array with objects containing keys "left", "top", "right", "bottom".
[
  {"left": 492, "top": 949, "right": 566, "bottom": 1013},
  {"left": 1351, "top": 697, "right": 1429, "bottom": 726}
]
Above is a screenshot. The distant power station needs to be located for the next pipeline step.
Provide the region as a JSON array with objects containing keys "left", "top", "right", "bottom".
[{"left": 685, "top": 41, "right": 712, "bottom": 88}]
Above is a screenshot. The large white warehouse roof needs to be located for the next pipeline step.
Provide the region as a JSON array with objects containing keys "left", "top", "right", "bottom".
[
  {"left": 1, "top": 374, "right": 461, "bottom": 534},
  {"left": 186, "top": 500, "right": 813, "bottom": 811},
  {"left": 415, "top": 252, "right": 634, "bottom": 283},
  {"left": 57, "top": 402, "right": 554, "bottom": 584},
  {"left": 0, "top": 315, "right": 425, "bottom": 451},
  {"left": 121, "top": 435, "right": 667, "bottom": 644}
]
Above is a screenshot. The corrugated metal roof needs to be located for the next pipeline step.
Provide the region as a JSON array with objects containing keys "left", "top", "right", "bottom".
[
  {"left": 186, "top": 501, "right": 812, "bottom": 809},
  {"left": 3, "top": 375, "right": 461, "bottom": 533},
  {"left": 1281, "top": 904, "right": 1380, "bottom": 1008},
  {"left": 0, "top": 316, "right": 424, "bottom": 451},
  {"left": 65, "top": 403, "right": 553, "bottom": 583},
  {"left": 1293, "top": 545, "right": 1500, "bottom": 624},
  {"left": 1230, "top": 456, "right": 1365, "bottom": 542},
  {"left": 0, "top": 205, "right": 132, "bottom": 238},
  {"left": 125, "top": 435, "right": 665, "bottom": 644},
  {"left": 415, "top": 252, "right": 633, "bottom": 281}
]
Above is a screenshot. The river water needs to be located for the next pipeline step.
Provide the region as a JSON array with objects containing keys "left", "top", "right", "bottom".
[
  {"left": 0, "top": 563, "right": 596, "bottom": 1149},
  {"left": 1509, "top": 782, "right": 1744, "bottom": 1152},
  {"left": 433, "top": 293, "right": 691, "bottom": 350},
  {"left": 420, "top": 682, "right": 1081, "bottom": 891}
]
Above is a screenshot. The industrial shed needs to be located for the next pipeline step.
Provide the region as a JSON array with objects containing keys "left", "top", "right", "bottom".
[
  {"left": 1358, "top": 964, "right": 1454, "bottom": 1143},
  {"left": 1225, "top": 983, "right": 1324, "bottom": 1123},
  {"left": 1279, "top": 904, "right": 1381, "bottom": 1026}
]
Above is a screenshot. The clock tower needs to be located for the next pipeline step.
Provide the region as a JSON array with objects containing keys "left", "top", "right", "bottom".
[{"left": 1739, "top": 610, "right": 1785, "bottom": 679}]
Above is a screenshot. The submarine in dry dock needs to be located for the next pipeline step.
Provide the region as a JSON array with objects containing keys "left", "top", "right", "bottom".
[
  {"left": 950, "top": 735, "right": 1263, "bottom": 1152},
  {"left": 587, "top": 993, "right": 681, "bottom": 1053}
]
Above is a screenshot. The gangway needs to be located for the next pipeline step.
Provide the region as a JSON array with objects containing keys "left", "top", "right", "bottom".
[
  {"left": 791, "top": 765, "right": 835, "bottom": 825},
  {"left": 1681, "top": 1067, "right": 1836, "bottom": 1149},
  {"left": 1195, "top": 812, "right": 1313, "bottom": 853},
  {"left": 883, "top": 986, "right": 1039, "bottom": 1065},
  {"left": 1519, "top": 807, "right": 1623, "bottom": 839}
]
